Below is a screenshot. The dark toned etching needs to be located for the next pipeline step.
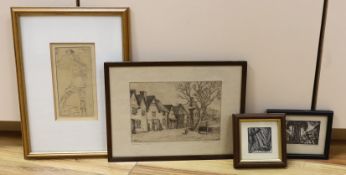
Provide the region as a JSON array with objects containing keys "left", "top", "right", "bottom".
[
  {"left": 248, "top": 127, "right": 272, "bottom": 153},
  {"left": 129, "top": 81, "right": 222, "bottom": 142},
  {"left": 286, "top": 121, "right": 320, "bottom": 145}
]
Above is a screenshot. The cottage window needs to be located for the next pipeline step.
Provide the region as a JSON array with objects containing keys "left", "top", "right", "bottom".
[
  {"left": 152, "top": 111, "right": 156, "bottom": 117},
  {"left": 131, "top": 107, "right": 137, "bottom": 115},
  {"left": 163, "top": 119, "right": 166, "bottom": 126},
  {"left": 135, "top": 120, "right": 141, "bottom": 128}
]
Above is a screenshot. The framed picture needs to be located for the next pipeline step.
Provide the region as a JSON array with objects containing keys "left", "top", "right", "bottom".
[
  {"left": 233, "top": 114, "right": 287, "bottom": 168},
  {"left": 105, "top": 61, "right": 247, "bottom": 162},
  {"left": 267, "top": 109, "right": 333, "bottom": 159},
  {"left": 11, "top": 7, "right": 130, "bottom": 158}
]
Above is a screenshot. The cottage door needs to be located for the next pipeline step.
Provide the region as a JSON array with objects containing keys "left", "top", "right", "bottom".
[{"left": 131, "top": 119, "right": 136, "bottom": 134}]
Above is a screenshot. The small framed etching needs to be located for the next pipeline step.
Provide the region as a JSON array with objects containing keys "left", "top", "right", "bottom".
[
  {"left": 11, "top": 7, "right": 130, "bottom": 158},
  {"left": 233, "top": 113, "right": 287, "bottom": 168},
  {"left": 267, "top": 109, "right": 333, "bottom": 159},
  {"left": 104, "top": 61, "right": 247, "bottom": 161}
]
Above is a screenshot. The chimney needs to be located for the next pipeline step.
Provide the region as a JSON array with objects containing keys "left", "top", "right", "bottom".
[
  {"left": 140, "top": 91, "right": 147, "bottom": 98},
  {"left": 130, "top": 89, "right": 136, "bottom": 96}
]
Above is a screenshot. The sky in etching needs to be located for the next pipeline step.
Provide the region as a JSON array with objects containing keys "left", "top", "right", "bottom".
[{"left": 129, "top": 82, "right": 221, "bottom": 109}]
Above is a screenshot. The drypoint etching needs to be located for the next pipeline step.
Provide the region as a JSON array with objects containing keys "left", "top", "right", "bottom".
[
  {"left": 129, "top": 81, "right": 222, "bottom": 142},
  {"left": 248, "top": 127, "right": 272, "bottom": 153},
  {"left": 286, "top": 121, "right": 320, "bottom": 145},
  {"left": 50, "top": 43, "right": 98, "bottom": 120}
]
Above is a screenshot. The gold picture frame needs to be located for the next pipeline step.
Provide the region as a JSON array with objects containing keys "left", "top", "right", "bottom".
[{"left": 11, "top": 7, "right": 130, "bottom": 159}]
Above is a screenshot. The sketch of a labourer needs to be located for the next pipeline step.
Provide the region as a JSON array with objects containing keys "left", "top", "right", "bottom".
[{"left": 57, "top": 49, "right": 90, "bottom": 116}]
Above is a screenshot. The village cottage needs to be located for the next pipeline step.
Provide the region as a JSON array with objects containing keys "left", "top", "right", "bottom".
[
  {"left": 130, "top": 90, "right": 200, "bottom": 134},
  {"left": 130, "top": 90, "right": 168, "bottom": 133}
]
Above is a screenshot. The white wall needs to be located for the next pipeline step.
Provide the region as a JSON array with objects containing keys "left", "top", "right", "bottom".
[
  {"left": 317, "top": 0, "right": 346, "bottom": 129},
  {"left": 83, "top": 0, "right": 323, "bottom": 112},
  {"left": 0, "top": 1, "right": 330, "bottom": 127},
  {"left": 0, "top": 0, "right": 75, "bottom": 121}
]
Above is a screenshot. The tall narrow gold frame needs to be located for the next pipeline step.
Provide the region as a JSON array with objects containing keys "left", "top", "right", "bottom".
[{"left": 11, "top": 7, "right": 130, "bottom": 159}]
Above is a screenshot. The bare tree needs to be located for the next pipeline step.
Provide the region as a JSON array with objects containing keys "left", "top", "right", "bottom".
[
  {"left": 176, "top": 81, "right": 221, "bottom": 130},
  {"left": 176, "top": 82, "right": 193, "bottom": 104},
  {"left": 192, "top": 81, "right": 221, "bottom": 130},
  {"left": 176, "top": 82, "right": 195, "bottom": 128}
]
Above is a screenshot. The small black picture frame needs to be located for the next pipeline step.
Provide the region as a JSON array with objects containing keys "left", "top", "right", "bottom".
[{"left": 267, "top": 109, "right": 333, "bottom": 159}]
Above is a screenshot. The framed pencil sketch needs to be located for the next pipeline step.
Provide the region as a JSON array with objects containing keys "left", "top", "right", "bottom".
[
  {"left": 267, "top": 109, "right": 333, "bottom": 159},
  {"left": 11, "top": 7, "right": 130, "bottom": 158},
  {"left": 105, "top": 61, "right": 247, "bottom": 162},
  {"left": 233, "top": 114, "right": 287, "bottom": 168},
  {"left": 50, "top": 43, "right": 98, "bottom": 120}
]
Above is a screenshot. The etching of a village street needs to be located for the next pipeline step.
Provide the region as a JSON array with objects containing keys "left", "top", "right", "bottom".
[{"left": 129, "top": 81, "right": 222, "bottom": 142}]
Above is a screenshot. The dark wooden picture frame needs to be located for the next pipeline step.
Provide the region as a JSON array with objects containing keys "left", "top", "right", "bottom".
[
  {"left": 267, "top": 109, "right": 333, "bottom": 159},
  {"left": 104, "top": 61, "right": 247, "bottom": 162},
  {"left": 233, "top": 114, "right": 287, "bottom": 168}
]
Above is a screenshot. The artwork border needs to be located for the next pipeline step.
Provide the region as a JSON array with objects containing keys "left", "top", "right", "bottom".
[
  {"left": 232, "top": 113, "right": 287, "bottom": 168},
  {"left": 266, "top": 109, "right": 333, "bottom": 159},
  {"left": 104, "top": 61, "right": 247, "bottom": 162},
  {"left": 11, "top": 7, "right": 130, "bottom": 159}
]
